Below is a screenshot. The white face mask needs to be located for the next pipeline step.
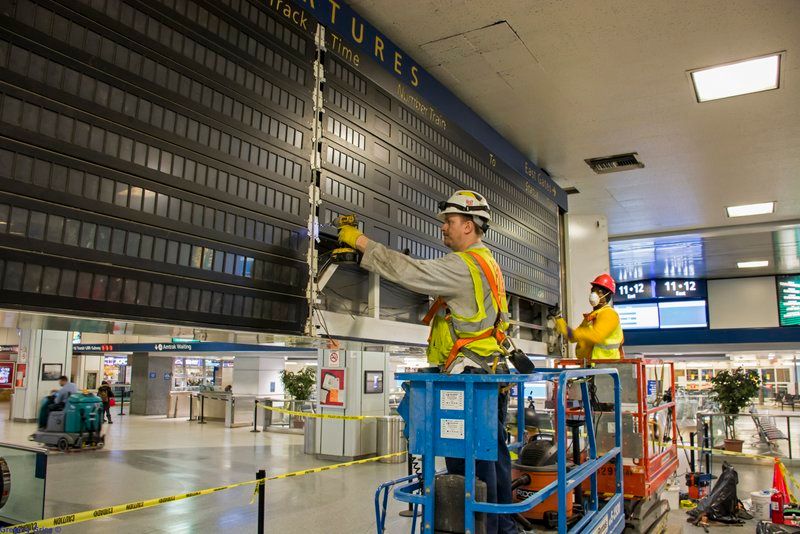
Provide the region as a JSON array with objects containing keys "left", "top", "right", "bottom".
[{"left": 589, "top": 292, "right": 601, "bottom": 307}]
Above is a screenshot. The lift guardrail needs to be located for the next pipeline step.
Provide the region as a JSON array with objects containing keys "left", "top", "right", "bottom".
[{"left": 379, "top": 367, "right": 625, "bottom": 534}]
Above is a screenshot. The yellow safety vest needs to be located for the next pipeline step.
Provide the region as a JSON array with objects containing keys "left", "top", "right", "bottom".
[
  {"left": 423, "top": 247, "right": 509, "bottom": 369},
  {"left": 590, "top": 306, "right": 624, "bottom": 360}
]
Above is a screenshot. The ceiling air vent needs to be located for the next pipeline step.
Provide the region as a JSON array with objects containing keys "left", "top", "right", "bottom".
[{"left": 585, "top": 153, "right": 644, "bottom": 174}]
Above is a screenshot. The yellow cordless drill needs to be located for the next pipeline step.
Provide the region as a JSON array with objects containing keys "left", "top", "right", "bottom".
[{"left": 331, "top": 214, "right": 359, "bottom": 264}]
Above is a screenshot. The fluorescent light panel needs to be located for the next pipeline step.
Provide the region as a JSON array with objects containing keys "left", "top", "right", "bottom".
[
  {"left": 737, "top": 260, "right": 769, "bottom": 269},
  {"left": 726, "top": 201, "right": 775, "bottom": 218},
  {"left": 691, "top": 54, "right": 781, "bottom": 102}
]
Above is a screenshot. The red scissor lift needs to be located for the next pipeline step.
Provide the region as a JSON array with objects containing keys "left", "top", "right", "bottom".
[{"left": 556, "top": 358, "right": 678, "bottom": 533}]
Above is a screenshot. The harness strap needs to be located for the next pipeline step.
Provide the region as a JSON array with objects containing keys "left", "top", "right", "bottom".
[
  {"left": 444, "top": 346, "right": 498, "bottom": 374},
  {"left": 464, "top": 251, "right": 503, "bottom": 308},
  {"left": 422, "top": 297, "right": 446, "bottom": 326},
  {"left": 441, "top": 251, "right": 507, "bottom": 371}
]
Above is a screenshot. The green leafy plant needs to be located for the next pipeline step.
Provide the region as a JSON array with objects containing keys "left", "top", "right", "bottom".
[
  {"left": 280, "top": 367, "right": 316, "bottom": 401},
  {"left": 710, "top": 367, "right": 760, "bottom": 439}
]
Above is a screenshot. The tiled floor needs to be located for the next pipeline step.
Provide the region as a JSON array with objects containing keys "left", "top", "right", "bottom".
[{"left": 0, "top": 403, "right": 795, "bottom": 533}]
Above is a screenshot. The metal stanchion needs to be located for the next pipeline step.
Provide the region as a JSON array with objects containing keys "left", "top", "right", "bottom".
[
  {"left": 256, "top": 469, "right": 266, "bottom": 534},
  {"left": 118, "top": 389, "right": 126, "bottom": 416},
  {"left": 398, "top": 452, "right": 418, "bottom": 517},
  {"left": 251, "top": 400, "right": 261, "bottom": 433},
  {"left": 198, "top": 394, "right": 207, "bottom": 424},
  {"left": 188, "top": 394, "right": 194, "bottom": 421},
  {"left": 703, "top": 420, "right": 711, "bottom": 474},
  {"left": 786, "top": 416, "right": 793, "bottom": 459}
]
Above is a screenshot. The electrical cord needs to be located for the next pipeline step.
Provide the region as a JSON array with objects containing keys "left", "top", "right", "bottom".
[{"left": 312, "top": 305, "right": 338, "bottom": 347}]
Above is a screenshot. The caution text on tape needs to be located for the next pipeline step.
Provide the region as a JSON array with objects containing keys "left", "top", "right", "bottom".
[
  {"left": 258, "top": 403, "right": 379, "bottom": 421},
  {"left": 4, "top": 451, "right": 405, "bottom": 532}
]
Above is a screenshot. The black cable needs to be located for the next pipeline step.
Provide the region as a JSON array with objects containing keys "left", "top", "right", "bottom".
[{"left": 312, "top": 306, "right": 338, "bottom": 347}]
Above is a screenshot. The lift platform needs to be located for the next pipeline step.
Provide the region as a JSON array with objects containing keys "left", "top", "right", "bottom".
[
  {"left": 375, "top": 368, "right": 625, "bottom": 534},
  {"left": 558, "top": 359, "right": 678, "bottom": 533}
]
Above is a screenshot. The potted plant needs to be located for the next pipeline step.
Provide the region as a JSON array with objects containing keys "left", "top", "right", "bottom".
[
  {"left": 710, "top": 367, "right": 760, "bottom": 452},
  {"left": 280, "top": 367, "right": 316, "bottom": 429}
]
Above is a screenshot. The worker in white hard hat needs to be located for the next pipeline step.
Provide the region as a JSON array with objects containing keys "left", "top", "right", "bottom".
[{"left": 338, "top": 190, "right": 517, "bottom": 534}]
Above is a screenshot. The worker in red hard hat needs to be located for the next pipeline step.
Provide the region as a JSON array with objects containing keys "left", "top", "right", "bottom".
[{"left": 555, "top": 274, "right": 624, "bottom": 361}]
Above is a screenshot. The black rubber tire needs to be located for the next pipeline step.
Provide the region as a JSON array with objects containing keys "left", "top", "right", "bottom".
[{"left": 56, "top": 438, "right": 69, "bottom": 451}]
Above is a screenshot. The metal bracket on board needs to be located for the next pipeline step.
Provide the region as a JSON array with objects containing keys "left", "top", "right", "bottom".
[{"left": 316, "top": 262, "right": 338, "bottom": 293}]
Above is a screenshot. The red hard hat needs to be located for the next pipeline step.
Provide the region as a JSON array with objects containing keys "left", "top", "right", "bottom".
[{"left": 591, "top": 273, "right": 616, "bottom": 294}]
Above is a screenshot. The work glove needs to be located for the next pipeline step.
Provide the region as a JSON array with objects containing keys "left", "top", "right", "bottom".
[
  {"left": 554, "top": 317, "right": 568, "bottom": 336},
  {"left": 338, "top": 225, "right": 363, "bottom": 248}
]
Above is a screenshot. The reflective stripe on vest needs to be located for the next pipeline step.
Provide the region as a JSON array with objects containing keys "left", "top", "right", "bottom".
[
  {"left": 422, "top": 247, "right": 509, "bottom": 367},
  {"left": 590, "top": 306, "right": 623, "bottom": 360}
]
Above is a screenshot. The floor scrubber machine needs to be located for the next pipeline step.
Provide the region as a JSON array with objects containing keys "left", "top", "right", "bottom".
[{"left": 30, "top": 393, "right": 105, "bottom": 451}]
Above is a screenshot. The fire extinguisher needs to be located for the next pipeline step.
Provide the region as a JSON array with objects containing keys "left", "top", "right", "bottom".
[{"left": 771, "top": 490, "right": 785, "bottom": 524}]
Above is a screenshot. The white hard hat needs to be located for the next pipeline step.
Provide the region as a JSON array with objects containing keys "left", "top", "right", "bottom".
[{"left": 437, "top": 190, "right": 491, "bottom": 231}]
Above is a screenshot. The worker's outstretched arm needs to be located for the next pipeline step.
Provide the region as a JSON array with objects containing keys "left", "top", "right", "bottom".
[
  {"left": 355, "top": 238, "right": 469, "bottom": 300},
  {"left": 570, "top": 308, "right": 619, "bottom": 345}
]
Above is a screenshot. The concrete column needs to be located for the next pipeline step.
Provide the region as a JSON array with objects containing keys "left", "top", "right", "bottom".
[
  {"left": 12, "top": 330, "right": 72, "bottom": 422},
  {"left": 232, "top": 356, "right": 285, "bottom": 396},
  {"left": 129, "top": 353, "right": 172, "bottom": 415},
  {"left": 564, "top": 214, "right": 610, "bottom": 357}
]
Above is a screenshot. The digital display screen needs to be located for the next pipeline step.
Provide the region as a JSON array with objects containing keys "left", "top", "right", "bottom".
[
  {"left": 524, "top": 382, "right": 548, "bottom": 400},
  {"left": 777, "top": 275, "right": 800, "bottom": 327},
  {"left": 616, "top": 280, "right": 655, "bottom": 301},
  {"left": 655, "top": 279, "right": 707, "bottom": 300},
  {"left": 658, "top": 300, "right": 708, "bottom": 328},
  {"left": 0, "top": 362, "right": 14, "bottom": 388},
  {"left": 616, "top": 303, "right": 660, "bottom": 330},
  {"left": 364, "top": 371, "right": 384, "bottom": 394}
]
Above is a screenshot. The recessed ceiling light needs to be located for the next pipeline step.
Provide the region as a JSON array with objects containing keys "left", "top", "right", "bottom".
[
  {"left": 737, "top": 260, "right": 769, "bottom": 269},
  {"left": 690, "top": 53, "right": 781, "bottom": 102},
  {"left": 726, "top": 201, "right": 775, "bottom": 218}
]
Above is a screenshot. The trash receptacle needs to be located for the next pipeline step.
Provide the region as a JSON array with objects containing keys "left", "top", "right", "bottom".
[
  {"left": 303, "top": 416, "right": 316, "bottom": 455},
  {"left": 376, "top": 415, "right": 405, "bottom": 463},
  {"left": 262, "top": 399, "right": 273, "bottom": 428}
]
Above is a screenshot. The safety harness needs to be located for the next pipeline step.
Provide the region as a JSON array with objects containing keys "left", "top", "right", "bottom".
[{"left": 422, "top": 250, "right": 508, "bottom": 373}]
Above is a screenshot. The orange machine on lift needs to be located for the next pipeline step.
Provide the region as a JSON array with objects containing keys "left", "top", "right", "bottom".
[{"left": 557, "top": 358, "right": 679, "bottom": 533}]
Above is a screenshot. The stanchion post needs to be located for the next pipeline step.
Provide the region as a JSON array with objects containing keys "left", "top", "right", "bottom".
[
  {"left": 198, "top": 394, "right": 207, "bottom": 424},
  {"left": 702, "top": 420, "right": 711, "bottom": 474},
  {"left": 398, "top": 452, "right": 417, "bottom": 517},
  {"left": 251, "top": 400, "right": 261, "bottom": 433},
  {"left": 188, "top": 394, "right": 194, "bottom": 422},
  {"left": 119, "top": 389, "right": 126, "bottom": 416},
  {"left": 786, "top": 416, "right": 792, "bottom": 459},
  {"left": 256, "top": 469, "right": 266, "bottom": 534}
]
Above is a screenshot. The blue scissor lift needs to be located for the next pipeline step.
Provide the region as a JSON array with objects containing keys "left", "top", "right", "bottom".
[{"left": 375, "top": 368, "right": 625, "bottom": 534}]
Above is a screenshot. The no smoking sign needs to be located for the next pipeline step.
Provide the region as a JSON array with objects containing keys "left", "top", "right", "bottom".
[{"left": 328, "top": 351, "right": 340, "bottom": 367}]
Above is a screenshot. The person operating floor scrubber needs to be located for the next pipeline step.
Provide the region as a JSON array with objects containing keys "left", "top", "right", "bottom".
[
  {"left": 338, "top": 190, "right": 518, "bottom": 534},
  {"left": 555, "top": 274, "right": 624, "bottom": 362}
]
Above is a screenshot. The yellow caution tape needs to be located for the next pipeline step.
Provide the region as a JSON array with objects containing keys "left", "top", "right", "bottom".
[
  {"left": 779, "top": 460, "right": 800, "bottom": 503},
  {"left": 675, "top": 443, "right": 800, "bottom": 503},
  {"left": 258, "top": 403, "right": 380, "bottom": 421},
  {"left": 5, "top": 451, "right": 406, "bottom": 532},
  {"left": 262, "top": 451, "right": 405, "bottom": 481},
  {"left": 675, "top": 443, "right": 778, "bottom": 460}
]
